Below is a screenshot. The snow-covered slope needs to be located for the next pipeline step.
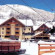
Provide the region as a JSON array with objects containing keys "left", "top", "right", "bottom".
[{"left": 0, "top": 4, "right": 54, "bottom": 25}]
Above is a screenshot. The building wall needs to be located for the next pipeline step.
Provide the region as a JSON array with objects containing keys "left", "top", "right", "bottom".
[
  {"left": 23, "top": 27, "right": 31, "bottom": 33},
  {"left": 0, "top": 18, "right": 33, "bottom": 40},
  {"left": 0, "top": 27, "right": 1, "bottom": 37},
  {"left": 15, "top": 25, "right": 20, "bottom": 39},
  {"left": 0, "top": 25, "right": 24, "bottom": 40},
  {"left": 34, "top": 30, "right": 50, "bottom": 39},
  {"left": 0, "top": 27, "right": 6, "bottom": 38},
  {"left": 5, "top": 24, "right": 23, "bottom": 40},
  {"left": 11, "top": 24, "right": 15, "bottom": 35},
  {"left": 23, "top": 35, "right": 32, "bottom": 39},
  {"left": 22, "top": 27, "right": 32, "bottom": 39},
  {"left": 19, "top": 27, "right": 23, "bottom": 40},
  {"left": 0, "top": 26, "right": 32, "bottom": 40}
]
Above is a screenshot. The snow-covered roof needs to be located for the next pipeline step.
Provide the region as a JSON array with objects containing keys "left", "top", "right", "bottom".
[
  {"left": 33, "top": 23, "right": 53, "bottom": 31},
  {"left": 18, "top": 19, "right": 33, "bottom": 26},
  {"left": 0, "top": 18, "right": 53, "bottom": 30},
  {"left": 0, "top": 18, "right": 10, "bottom": 25},
  {"left": 33, "top": 31, "right": 43, "bottom": 37},
  {"left": 0, "top": 18, "right": 33, "bottom": 26}
]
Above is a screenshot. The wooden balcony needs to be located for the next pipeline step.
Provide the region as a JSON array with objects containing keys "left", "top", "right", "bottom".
[
  {"left": 0, "top": 41, "right": 21, "bottom": 53},
  {"left": 15, "top": 30, "right": 19, "bottom": 32},
  {"left": 6, "top": 30, "right": 10, "bottom": 32},
  {"left": 15, "top": 34, "right": 19, "bottom": 36}
]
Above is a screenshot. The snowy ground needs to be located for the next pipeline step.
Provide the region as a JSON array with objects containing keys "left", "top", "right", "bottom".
[
  {"left": 21, "top": 40, "right": 55, "bottom": 55},
  {"left": 42, "top": 52, "right": 55, "bottom": 55},
  {"left": 1, "top": 37, "right": 55, "bottom": 55},
  {"left": 21, "top": 41, "right": 38, "bottom": 55}
]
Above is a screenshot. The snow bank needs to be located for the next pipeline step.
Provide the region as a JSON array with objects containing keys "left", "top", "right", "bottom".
[
  {"left": 0, "top": 38, "right": 19, "bottom": 42},
  {"left": 50, "top": 35, "right": 55, "bottom": 40},
  {"left": 38, "top": 40, "right": 55, "bottom": 44},
  {"left": 42, "top": 52, "right": 55, "bottom": 55},
  {"left": 34, "top": 32, "right": 43, "bottom": 36},
  {"left": 21, "top": 40, "right": 55, "bottom": 55},
  {"left": 21, "top": 41, "right": 38, "bottom": 55}
]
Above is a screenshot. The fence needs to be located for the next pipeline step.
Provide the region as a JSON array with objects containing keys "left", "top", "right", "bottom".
[{"left": 38, "top": 44, "right": 55, "bottom": 55}]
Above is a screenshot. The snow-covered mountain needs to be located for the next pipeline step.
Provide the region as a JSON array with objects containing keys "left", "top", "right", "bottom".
[{"left": 0, "top": 4, "right": 54, "bottom": 25}]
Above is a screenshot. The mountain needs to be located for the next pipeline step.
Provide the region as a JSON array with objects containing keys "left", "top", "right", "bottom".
[{"left": 0, "top": 4, "right": 54, "bottom": 26}]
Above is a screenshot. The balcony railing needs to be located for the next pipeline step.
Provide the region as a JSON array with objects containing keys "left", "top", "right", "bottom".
[{"left": 22, "top": 33, "right": 34, "bottom": 35}]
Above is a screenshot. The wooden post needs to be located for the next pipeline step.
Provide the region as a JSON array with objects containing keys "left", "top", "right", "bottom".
[
  {"left": 38, "top": 44, "right": 40, "bottom": 55},
  {"left": 14, "top": 46, "right": 15, "bottom": 52},
  {"left": 8, "top": 46, "right": 9, "bottom": 53},
  {"left": 1, "top": 43, "right": 2, "bottom": 53},
  {"left": 50, "top": 44, "right": 52, "bottom": 51}
]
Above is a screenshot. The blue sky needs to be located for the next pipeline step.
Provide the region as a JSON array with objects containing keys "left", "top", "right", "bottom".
[{"left": 0, "top": 0, "right": 55, "bottom": 12}]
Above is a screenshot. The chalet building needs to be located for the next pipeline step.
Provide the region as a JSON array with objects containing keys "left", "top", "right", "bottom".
[
  {"left": 33, "top": 24, "right": 51, "bottom": 40},
  {"left": 33, "top": 32, "right": 50, "bottom": 39},
  {"left": 0, "top": 17, "right": 33, "bottom": 40},
  {"left": 35, "top": 24, "right": 51, "bottom": 33},
  {"left": 22, "top": 26, "right": 34, "bottom": 40}
]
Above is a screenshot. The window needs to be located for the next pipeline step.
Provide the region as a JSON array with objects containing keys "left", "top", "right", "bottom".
[
  {"left": 15, "top": 28, "right": 19, "bottom": 30},
  {"left": 2, "top": 28, "right": 4, "bottom": 30},
  {"left": 43, "top": 37, "right": 49, "bottom": 39},
  {"left": 29, "top": 28, "right": 30, "bottom": 30},
  {"left": 7, "top": 28, "right": 10, "bottom": 30},
  {"left": 2, "top": 35, "right": 4, "bottom": 37},
  {"left": 15, "top": 32, "right": 19, "bottom": 34},
  {"left": 36, "top": 37, "right": 42, "bottom": 39},
  {"left": 7, "top": 32, "right": 10, "bottom": 34},
  {"left": 5, "top": 36, "right": 10, "bottom": 38},
  {"left": 7, "top": 24, "right": 10, "bottom": 26},
  {"left": 42, "top": 25, "right": 46, "bottom": 28},
  {"left": 24, "top": 28, "right": 26, "bottom": 30},
  {"left": 12, "top": 20, "right": 15, "bottom": 22},
  {"left": 15, "top": 24, "right": 19, "bottom": 26},
  {"left": 2, "top": 32, "right": 4, "bottom": 34},
  {"left": 45, "top": 29, "right": 48, "bottom": 31}
]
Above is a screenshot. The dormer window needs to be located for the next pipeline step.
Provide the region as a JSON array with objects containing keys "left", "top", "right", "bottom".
[
  {"left": 29, "top": 28, "right": 30, "bottom": 30},
  {"left": 7, "top": 24, "right": 10, "bottom": 26},
  {"left": 15, "top": 24, "right": 19, "bottom": 26},
  {"left": 12, "top": 20, "right": 15, "bottom": 22},
  {"left": 2, "top": 28, "right": 4, "bottom": 30},
  {"left": 24, "top": 28, "right": 26, "bottom": 30},
  {"left": 42, "top": 25, "right": 46, "bottom": 28}
]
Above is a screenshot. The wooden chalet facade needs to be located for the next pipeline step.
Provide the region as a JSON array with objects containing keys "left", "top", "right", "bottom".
[
  {"left": 34, "top": 33, "right": 50, "bottom": 39},
  {"left": 22, "top": 26, "right": 34, "bottom": 40},
  {"left": 33, "top": 24, "right": 51, "bottom": 40},
  {"left": 35, "top": 24, "right": 51, "bottom": 32},
  {"left": 0, "top": 17, "right": 33, "bottom": 40}
]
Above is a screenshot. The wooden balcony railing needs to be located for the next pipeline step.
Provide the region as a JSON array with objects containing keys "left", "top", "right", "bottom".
[
  {"left": 0, "top": 41, "right": 21, "bottom": 53},
  {"left": 38, "top": 44, "right": 55, "bottom": 55}
]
